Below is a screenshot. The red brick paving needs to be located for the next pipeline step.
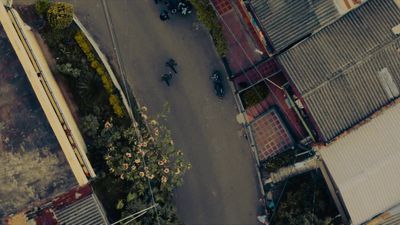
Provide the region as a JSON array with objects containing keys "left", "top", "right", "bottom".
[
  {"left": 232, "top": 58, "right": 280, "bottom": 89},
  {"left": 212, "top": 0, "right": 263, "bottom": 74},
  {"left": 251, "top": 110, "right": 294, "bottom": 161},
  {"left": 211, "top": 0, "right": 309, "bottom": 157},
  {"left": 211, "top": 0, "right": 233, "bottom": 15},
  {"left": 233, "top": 59, "right": 308, "bottom": 140}
]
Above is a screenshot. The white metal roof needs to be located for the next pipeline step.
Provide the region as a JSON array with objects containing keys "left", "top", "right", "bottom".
[{"left": 319, "top": 102, "right": 400, "bottom": 225}]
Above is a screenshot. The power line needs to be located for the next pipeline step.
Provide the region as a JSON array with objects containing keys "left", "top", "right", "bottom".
[
  {"left": 209, "top": 2, "right": 303, "bottom": 134},
  {"left": 209, "top": 2, "right": 282, "bottom": 91},
  {"left": 100, "top": 1, "right": 161, "bottom": 224}
]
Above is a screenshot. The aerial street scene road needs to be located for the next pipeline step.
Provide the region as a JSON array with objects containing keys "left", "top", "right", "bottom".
[{"left": 1, "top": 0, "right": 400, "bottom": 225}]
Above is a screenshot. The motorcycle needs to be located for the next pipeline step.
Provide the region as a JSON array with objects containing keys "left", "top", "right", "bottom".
[
  {"left": 161, "top": 72, "right": 173, "bottom": 86},
  {"left": 164, "top": 0, "right": 192, "bottom": 16},
  {"left": 210, "top": 71, "right": 225, "bottom": 99},
  {"left": 165, "top": 58, "right": 178, "bottom": 73}
]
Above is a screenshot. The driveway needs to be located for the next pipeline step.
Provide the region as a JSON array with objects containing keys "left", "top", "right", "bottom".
[{"left": 15, "top": 0, "right": 261, "bottom": 224}]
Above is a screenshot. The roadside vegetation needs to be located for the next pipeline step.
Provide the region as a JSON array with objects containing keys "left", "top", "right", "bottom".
[
  {"left": 30, "top": 1, "right": 191, "bottom": 223},
  {"left": 189, "top": 0, "right": 228, "bottom": 56}
]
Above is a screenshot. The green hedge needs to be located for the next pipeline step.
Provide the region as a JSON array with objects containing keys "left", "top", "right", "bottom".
[{"left": 74, "top": 31, "right": 124, "bottom": 118}]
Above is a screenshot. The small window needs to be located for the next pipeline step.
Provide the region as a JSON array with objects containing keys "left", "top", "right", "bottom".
[{"left": 378, "top": 68, "right": 399, "bottom": 99}]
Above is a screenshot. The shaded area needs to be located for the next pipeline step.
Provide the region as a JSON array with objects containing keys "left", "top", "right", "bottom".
[
  {"left": 0, "top": 24, "right": 76, "bottom": 218},
  {"left": 269, "top": 171, "right": 340, "bottom": 225}
]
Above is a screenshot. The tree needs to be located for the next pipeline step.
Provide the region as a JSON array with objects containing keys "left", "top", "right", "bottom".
[
  {"left": 104, "top": 106, "right": 190, "bottom": 223},
  {"left": 81, "top": 114, "right": 100, "bottom": 138},
  {"left": 47, "top": 2, "right": 74, "bottom": 30},
  {"left": 35, "top": 0, "right": 51, "bottom": 16}
]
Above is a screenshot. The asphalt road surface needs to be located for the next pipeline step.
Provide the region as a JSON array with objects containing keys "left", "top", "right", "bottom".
[{"left": 15, "top": 0, "right": 261, "bottom": 224}]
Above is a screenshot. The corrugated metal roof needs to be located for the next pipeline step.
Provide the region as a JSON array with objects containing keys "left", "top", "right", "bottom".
[
  {"left": 278, "top": 0, "right": 400, "bottom": 142},
  {"left": 55, "top": 194, "right": 109, "bottom": 225},
  {"left": 319, "top": 102, "right": 400, "bottom": 225},
  {"left": 250, "top": 0, "right": 340, "bottom": 52}
]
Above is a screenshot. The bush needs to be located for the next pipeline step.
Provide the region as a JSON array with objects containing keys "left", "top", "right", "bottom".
[
  {"left": 189, "top": 0, "right": 228, "bottom": 56},
  {"left": 56, "top": 63, "right": 81, "bottom": 78},
  {"left": 101, "top": 74, "right": 114, "bottom": 94},
  {"left": 109, "top": 94, "right": 124, "bottom": 118},
  {"left": 81, "top": 114, "right": 100, "bottom": 138},
  {"left": 77, "top": 74, "right": 105, "bottom": 105},
  {"left": 35, "top": 0, "right": 51, "bottom": 16},
  {"left": 74, "top": 30, "right": 125, "bottom": 117},
  {"left": 75, "top": 32, "right": 92, "bottom": 56},
  {"left": 47, "top": 2, "right": 74, "bottom": 30},
  {"left": 239, "top": 82, "right": 269, "bottom": 108}
]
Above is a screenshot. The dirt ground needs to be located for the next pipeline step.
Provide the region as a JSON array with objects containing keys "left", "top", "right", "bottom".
[{"left": 0, "top": 25, "right": 76, "bottom": 218}]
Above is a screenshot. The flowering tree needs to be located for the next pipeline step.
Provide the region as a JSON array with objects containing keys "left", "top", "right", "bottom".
[{"left": 104, "top": 106, "right": 190, "bottom": 224}]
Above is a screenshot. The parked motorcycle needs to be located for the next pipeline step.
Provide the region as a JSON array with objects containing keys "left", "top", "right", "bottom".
[
  {"left": 177, "top": 0, "right": 192, "bottom": 16},
  {"left": 164, "top": 0, "right": 192, "bottom": 16},
  {"left": 210, "top": 71, "right": 225, "bottom": 98}
]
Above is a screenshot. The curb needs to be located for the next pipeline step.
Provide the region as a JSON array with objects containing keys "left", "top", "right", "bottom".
[{"left": 73, "top": 16, "right": 136, "bottom": 122}]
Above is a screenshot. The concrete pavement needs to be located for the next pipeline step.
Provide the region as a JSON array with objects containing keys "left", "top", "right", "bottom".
[{"left": 14, "top": 0, "right": 261, "bottom": 224}]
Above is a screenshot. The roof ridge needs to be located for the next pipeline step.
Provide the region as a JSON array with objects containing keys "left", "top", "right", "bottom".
[
  {"left": 279, "top": 0, "right": 372, "bottom": 57},
  {"left": 302, "top": 35, "right": 400, "bottom": 98}
]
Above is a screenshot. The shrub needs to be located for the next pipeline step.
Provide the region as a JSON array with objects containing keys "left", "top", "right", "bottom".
[
  {"left": 35, "top": 0, "right": 51, "bottom": 16},
  {"left": 74, "top": 30, "right": 126, "bottom": 118},
  {"left": 109, "top": 94, "right": 124, "bottom": 118},
  {"left": 74, "top": 31, "right": 92, "bottom": 55},
  {"left": 81, "top": 114, "right": 100, "bottom": 138},
  {"left": 212, "top": 27, "right": 228, "bottom": 57},
  {"left": 47, "top": 2, "right": 74, "bottom": 30},
  {"left": 87, "top": 52, "right": 95, "bottom": 62},
  {"left": 56, "top": 63, "right": 81, "bottom": 78},
  {"left": 77, "top": 74, "right": 105, "bottom": 105},
  {"left": 239, "top": 82, "right": 269, "bottom": 108},
  {"left": 189, "top": 0, "right": 227, "bottom": 56},
  {"left": 101, "top": 75, "right": 114, "bottom": 94},
  {"left": 90, "top": 60, "right": 101, "bottom": 69}
]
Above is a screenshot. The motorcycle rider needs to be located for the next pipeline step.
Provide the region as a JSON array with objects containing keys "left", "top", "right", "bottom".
[
  {"left": 161, "top": 72, "right": 173, "bottom": 86},
  {"left": 165, "top": 58, "right": 178, "bottom": 73}
]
